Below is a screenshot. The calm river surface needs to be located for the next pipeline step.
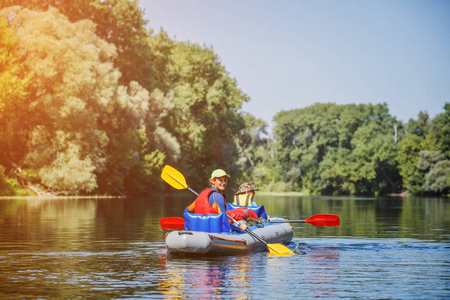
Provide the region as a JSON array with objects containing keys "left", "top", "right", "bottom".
[{"left": 0, "top": 194, "right": 449, "bottom": 299}]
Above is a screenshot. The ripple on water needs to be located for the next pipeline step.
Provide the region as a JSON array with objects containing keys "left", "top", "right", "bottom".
[{"left": 1, "top": 239, "right": 449, "bottom": 299}]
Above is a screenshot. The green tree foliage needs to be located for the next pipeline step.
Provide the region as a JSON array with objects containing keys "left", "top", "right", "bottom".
[
  {"left": 1, "top": 0, "right": 155, "bottom": 89},
  {"left": 1, "top": 2, "right": 447, "bottom": 197},
  {"left": 0, "top": 17, "right": 31, "bottom": 169},
  {"left": 0, "top": 6, "right": 166, "bottom": 195},
  {"left": 147, "top": 31, "right": 175, "bottom": 92},
  {"left": 0, "top": 7, "right": 117, "bottom": 193},
  {"left": 396, "top": 134, "right": 427, "bottom": 194},
  {"left": 272, "top": 103, "right": 401, "bottom": 195},
  {"left": 396, "top": 105, "right": 449, "bottom": 195},
  {"left": 423, "top": 160, "right": 450, "bottom": 195},
  {"left": 0, "top": 3, "right": 248, "bottom": 195},
  {"left": 0, "top": 165, "right": 15, "bottom": 195},
  {"left": 233, "top": 113, "right": 271, "bottom": 187},
  {"left": 431, "top": 103, "right": 450, "bottom": 157},
  {"left": 160, "top": 41, "right": 249, "bottom": 187},
  {"left": 417, "top": 151, "right": 449, "bottom": 195}
]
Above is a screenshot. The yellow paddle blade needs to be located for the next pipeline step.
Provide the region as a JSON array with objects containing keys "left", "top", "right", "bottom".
[
  {"left": 267, "top": 243, "right": 295, "bottom": 255},
  {"left": 161, "top": 165, "right": 188, "bottom": 190}
]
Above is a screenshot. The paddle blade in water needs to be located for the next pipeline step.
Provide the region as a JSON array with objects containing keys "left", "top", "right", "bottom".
[
  {"left": 161, "top": 165, "right": 188, "bottom": 190},
  {"left": 160, "top": 217, "right": 185, "bottom": 230},
  {"left": 306, "top": 214, "right": 340, "bottom": 227},
  {"left": 267, "top": 243, "right": 295, "bottom": 255}
]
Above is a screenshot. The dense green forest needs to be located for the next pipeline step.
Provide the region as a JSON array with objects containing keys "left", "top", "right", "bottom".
[{"left": 1, "top": 1, "right": 449, "bottom": 197}]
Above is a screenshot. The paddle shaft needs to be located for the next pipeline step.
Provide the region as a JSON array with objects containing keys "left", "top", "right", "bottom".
[
  {"left": 227, "top": 215, "right": 268, "bottom": 246},
  {"left": 188, "top": 187, "right": 199, "bottom": 196},
  {"left": 268, "top": 214, "right": 340, "bottom": 227},
  {"left": 269, "top": 220, "right": 306, "bottom": 223}
]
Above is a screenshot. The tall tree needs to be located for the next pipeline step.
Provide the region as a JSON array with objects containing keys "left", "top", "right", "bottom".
[
  {"left": 1, "top": 0, "right": 155, "bottom": 90},
  {"left": 161, "top": 41, "right": 249, "bottom": 187},
  {"left": 396, "top": 134, "right": 427, "bottom": 194},
  {"left": 0, "top": 6, "right": 159, "bottom": 194},
  {"left": 273, "top": 103, "right": 401, "bottom": 195},
  {"left": 233, "top": 113, "right": 271, "bottom": 186},
  {"left": 396, "top": 110, "right": 443, "bottom": 194},
  {"left": 430, "top": 103, "right": 450, "bottom": 158},
  {"left": 0, "top": 17, "right": 31, "bottom": 169}
]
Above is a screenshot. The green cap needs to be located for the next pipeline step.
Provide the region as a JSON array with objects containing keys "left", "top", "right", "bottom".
[{"left": 210, "top": 169, "right": 230, "bottom": 179}]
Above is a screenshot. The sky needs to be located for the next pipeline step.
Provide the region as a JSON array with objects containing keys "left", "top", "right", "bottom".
[{"left": 140, "top": 0, "right": 450, "bottom": 128}]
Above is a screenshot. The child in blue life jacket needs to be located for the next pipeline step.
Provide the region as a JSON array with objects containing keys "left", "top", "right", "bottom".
[{"left": 233, "top": 182, "right": 260, "bottom": 206}]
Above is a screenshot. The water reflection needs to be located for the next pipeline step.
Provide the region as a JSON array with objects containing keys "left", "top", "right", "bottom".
[
  {"left": 0, "top": 195, "right": 449, "bottom": 298},
  {"left": 158, "top": 245, "right": 343, "bottom": 299},
  {"left": 1, "top": 195, "right": 448, "bottom": 252},
  {"left": 303, "top": 246, "right": 341, "bottom": 298},
  {"left": 257, "top": 196, "right": 450, "bottom": 242},
  {"left": 158, "top": 254, "right": 257, "bottom": 298}
]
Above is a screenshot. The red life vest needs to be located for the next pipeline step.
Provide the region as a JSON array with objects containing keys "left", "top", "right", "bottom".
[
  {"left": 194, "top": 188, "right": 226, "bottom": 215},
  {"left": 226, "top": 207, "right": 258, "bottom": 221}
]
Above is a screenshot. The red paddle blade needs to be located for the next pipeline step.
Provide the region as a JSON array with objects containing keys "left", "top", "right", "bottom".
[
  {"left": 305, "top": 214, "right": 340, "bottom": 227},
  {"left": 160, "top": 217, "right": 185, "bottom": 230}
]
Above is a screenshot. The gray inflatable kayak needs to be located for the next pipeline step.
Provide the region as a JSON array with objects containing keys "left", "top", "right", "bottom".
[{"left": 165, "top": 220, "right": 293, "bottom": 255}]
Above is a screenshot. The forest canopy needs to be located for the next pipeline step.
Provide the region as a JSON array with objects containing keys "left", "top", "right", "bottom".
[{"left": 0, "top": 1, "right": 449, "bottom": 197}]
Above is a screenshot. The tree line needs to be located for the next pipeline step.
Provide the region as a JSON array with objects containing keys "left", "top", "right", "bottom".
[
  {"left": 0, "top": 1, "right": 448, "bottom": 197},
  {"left": 269, "top": 103, "right": 449, "bottom": 196}
]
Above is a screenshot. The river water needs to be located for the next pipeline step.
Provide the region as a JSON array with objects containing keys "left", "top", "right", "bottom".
[{"left": 0, "top": 194, "right": 449, "bottom": 299}]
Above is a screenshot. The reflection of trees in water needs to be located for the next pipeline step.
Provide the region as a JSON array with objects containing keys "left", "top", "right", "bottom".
[
  {"left": 255, "top": 195, "right": 450, "bottom": 241},
  {"left": 0, "top": 198, "right": 97, "bottom": 252},
  {"left": 158, "top": 255, "right": 258, "bottom": 298}
]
